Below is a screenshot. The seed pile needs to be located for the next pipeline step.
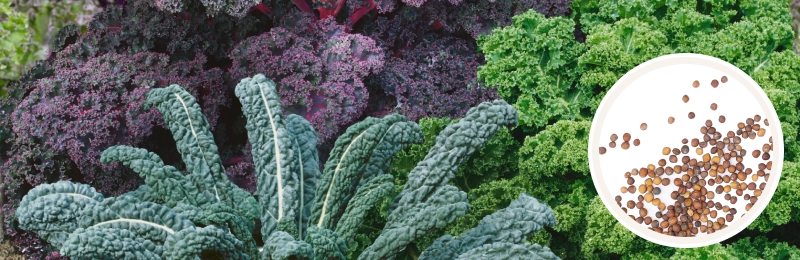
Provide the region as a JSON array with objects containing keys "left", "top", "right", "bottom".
[{"left": 605, "top": 76, "right": 774, "bottom": 237}]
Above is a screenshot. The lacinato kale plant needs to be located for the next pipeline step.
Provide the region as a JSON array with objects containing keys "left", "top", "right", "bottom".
[
  {"left": 2, "top": 0, "right": 584, "bottom": 256},
  {"left": 13, "top": 74, "right": 558, "bottom": 260}
]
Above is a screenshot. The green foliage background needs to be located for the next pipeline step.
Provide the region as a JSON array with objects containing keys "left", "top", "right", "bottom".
[{"left": 0, "top": 0, "right": 99, "bottom": 97}]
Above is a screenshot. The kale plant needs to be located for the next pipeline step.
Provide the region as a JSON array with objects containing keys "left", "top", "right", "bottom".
[{"left": 14, "top": 74, "right": 558, "bottom": 259}]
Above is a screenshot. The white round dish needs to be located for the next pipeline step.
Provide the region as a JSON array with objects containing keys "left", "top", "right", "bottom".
[{"left": 589, "top": 53, "right": 783, "bottom": 248}]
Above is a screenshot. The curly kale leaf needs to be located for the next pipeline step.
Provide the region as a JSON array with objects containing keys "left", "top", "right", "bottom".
[{"left": 477, "top": 10, "right": 588, "bottom": 130}]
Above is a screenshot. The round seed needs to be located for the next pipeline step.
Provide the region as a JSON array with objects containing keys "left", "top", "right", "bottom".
[
  {"left": 721, "top": 76, "right": 728, "bottom": 83},
  {"left": 719, "top": 115, "right": 726, "bottom": 123},
  {"left": 610, "top": 142, "right": 616, "bottom": 148},
  {"left": 662, "top": 147, "right": 671, "bottom": 155},
  {"left": 623, "top": 133, "right": 631, "bottom": 142},
  {"left": 726, "top": 214, "right": 733, "bottom": 222},
  {"left": 711, "top": 103, "right": 718, "bottom": 110},
  {"left": 600, "top": 147, "right": 607, "bottom": 154},
  {"left": 692, "top": 80, "right": 700, "bottom": 87},
  {"left": 634, "top": 139, "right": 640, "bottom": 146},
  {"left": 711, "top": 79, "right": 719, "bottom": 87},
  {"left": 622, "top": 142, "right": 631, "bottom": 150},
  {"left": 627, "top": 177, "right": 635, "bottom": 185},
  {"left": 611, "top": 134, "right": 618, "bottom": 141},
  {"left": 696, "top": 148, "right": 703, "bottom": 155},
  {"left": 627, "top": 200, "right": 635, "bottom": 209},
  {"left": 758, "top": 128, "right": 766, "bottom": 137},
  {"left": 668, "top": 117, "right": 675, "bottom": 124},
  {"left": 754, "top": 114, "right": 761, "bottom": 122},
  {"left": 688, "top": 112, "right": 695, "bottom": 119},
  {"left": 628, "top": 186, "right": 636, "bottom": 193},
  {"left": 753, "top": 150, "right": 761, "bottom": 158},
  {"left": 682, "top": 95, "right": 690, "bottom": 103},
  {"left": 640, "top": 123, "right": 648, "bottom": 130},
  {"left": 653, "top": 187, "right": 661, "bottom": 195},
  {"left": 762, "top": 153, "right": 770, "bottom": 160},
  {"left": 645, "top": 193, "right": 654, "bottom": 202}
]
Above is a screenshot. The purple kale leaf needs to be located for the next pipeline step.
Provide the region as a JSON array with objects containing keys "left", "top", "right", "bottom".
[
  {"left": 230, "top": 17, "right": 384, "bottom": 142},
  {"left": 376, "top": 35, "right": 499, "bottom": 121}
]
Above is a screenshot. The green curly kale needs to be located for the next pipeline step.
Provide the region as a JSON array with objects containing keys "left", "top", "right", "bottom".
[
  {"left": 15, "top": 73, "right": 551, "bottom": 259},
  {"left": 479, "top": 1, "right": 800, "bottom": 156}
]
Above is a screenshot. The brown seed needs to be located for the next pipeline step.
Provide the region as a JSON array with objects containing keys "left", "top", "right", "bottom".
[
  {"left": 622, "top": 142, "right": 631, "bottom": 150},
  {"left": 691, "top": 138, "right": 700, "bottom": 147},
  {"left": 765, "top": 119, "right": 770, "bottom": 126},
  {"left": 674, "top": 178, "right": 683, "bottom": 186},
  {"left": 609, "top": 142, "right": 616, "bottom": 148},
  {"left": 768, "top": 161, "right": 773, "bottom": 170},
  {"left": 640, "top": 123, "right": 648, "bottom": 130},
  {"left": 600, "top": 147, "right": 607, "bottom": 154},
  {"left": 645, "top": 193, "right": 654, "bottom": 202},
  {"left": 721, "top": 76, "right": 728, "bottom": 83},
  {"left": 682, "top": 95, "right": 690, "bottom": 103},
  {"left": 658, "top": 159, "right": 667, "bottom": 167},
  {"left": 611, "top": 134, "right": 618, "bottom": 141},
  {"left": 681, "top": 145, "right": 690, "bottom": 154},
  {"left": 719, "top": 115, "right": 726, "bottom": 123},
  {"left": 627, "top": 201, "right": 635, "bottom": 209},
  {"left": 755, "top": 190, "right": 762, "bottom": 196},
  {"left": 634, "top": 139, "right": 640, "bottom": 146},
  {"left": 640, "top": 208, "right": 647, "bottom": 217},
  {"left": 762, "top": 153, "right": 770, "bottom": 160},
  {"left": 688, "top": 112, "right": 695, "bottom": 119},
  {"left": 758, "top": 128, "right": 766, "bottom": 137},
  {"left": 760, "top": 182, "right": 766, "bottom": 190},
  {"left": 692, "top": 80, "right": 700, "bottom": 87},
  {"left": 753, "top": 150, "right": 761, "bottom": 158},
  {"left": 736, "top": 189, "right": 743, "bottom": 196},
  {"left": 627, "top": 177, "right": 635, "bottom": 185},
  {"left": 738, "top": 122, "right": 745, "bottom": 129},
  {"left": 670, "top": 155, "right": 678, "bottom": 163},
  {"left": 668, "top": 117, "right": 675, "bottom": 124},
  {"left": 623, "top": 133, "right": 631, "bottom": 142},
  {"left": 711, "top": 79, "right": 719, "bottom": 88},
  {"left": 747, "top": 118, "right": 755, "bottom": 125},
  {"left": 637, "top": 202, "right": 644, "bottom": 209},
  {"left": 726, "top": 214, "right": 734, "bottom": 222},
  {"left": 628, "top": 186, "right": 636, "bottom": 193},
  {"left": 746, "top": 203, "right": 752, "bottom": 211},
  {"left": 731, "top": 196, "right": 738, "bottom": 204},
  {"left": 711, "top": 103, "right": 718, "bottom": 110}
]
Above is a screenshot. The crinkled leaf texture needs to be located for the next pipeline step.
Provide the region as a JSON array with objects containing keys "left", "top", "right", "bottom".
[
  {"left": 15, "top": 72, "right": 546, "bottom": 260},
  {"left": 359, "top": 99, "right": 519, "bottom": 259},
  {"left": 419, "top": 193, "right": 558, "bottom": 260}
]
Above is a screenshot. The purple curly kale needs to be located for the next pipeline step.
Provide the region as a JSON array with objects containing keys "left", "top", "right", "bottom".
[
  {"left": 0, "top": 1, "right": 269, "bottom": 257},
  {"left": 377, "top": 35, "right": 498, "bottom": 121},
  {"left": 421, "top": 0, "right": 572, "bottom": 39},
  {"left": 2, "top": 49, "right": 227, "bottom": 217},
  {"left": 230, "top": 17, "right": 384, "bottom": 142},
  {"left": 151, "top": 0, "right": 258, "bottom": 17}
]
